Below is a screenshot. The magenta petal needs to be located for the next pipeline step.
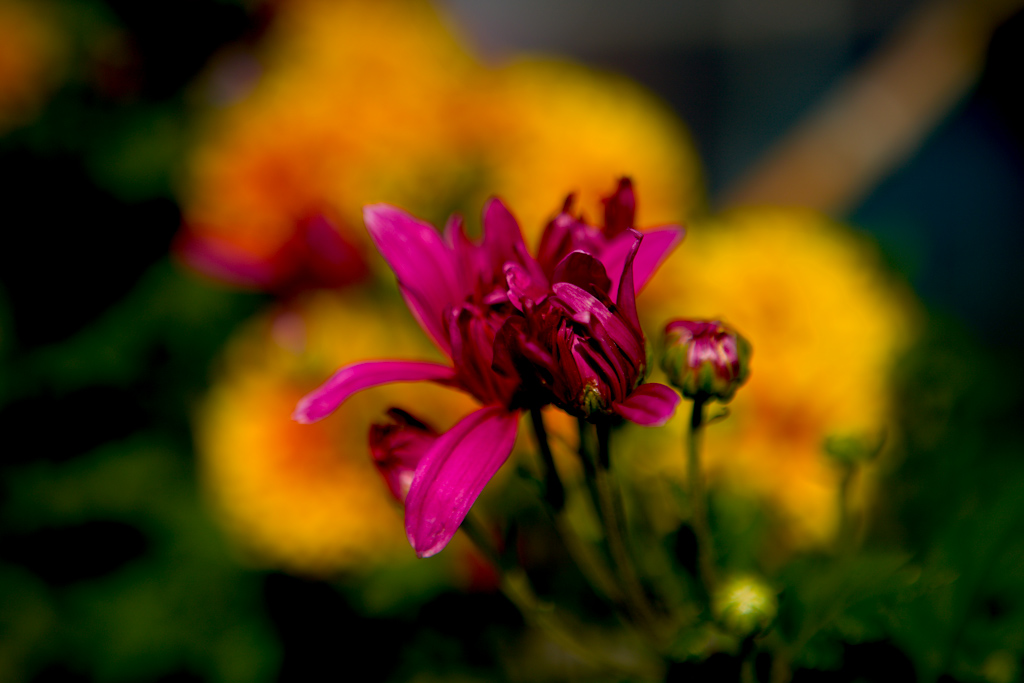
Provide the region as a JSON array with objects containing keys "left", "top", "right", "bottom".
[
  {"left": 505, "top": 263, "right": 549, "bottom": 310},
  {"left": 601, "top": 225, "right": 685, "bottom": 299},
  {"left": 405, "top": 406, "right": 520, "bottom": 558},
  {"left": 293, "top": 360, "right": 456, "bottom": 424},
  {"left": 482, "top": 198, "right": 528, "bottom": 265},
  {"left": 613, "top": 383, "right": 680, "bottom": 426},
  {"left": 536, "top": 212, "right": 575, "bottom": 274},
  {"left": 364, "top": 204, "right": 464, "bottom": 352},
  {"left": 614, "top": 231, "right": 642, "bottom": 334},
  {"left": 552, "top": 251, "right": 612, "bottom": 295}
]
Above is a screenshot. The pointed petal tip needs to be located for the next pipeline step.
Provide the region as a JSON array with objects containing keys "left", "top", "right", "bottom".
[
  {"left": 482, "top": 195, "right": 509, "bottom": 214},
  {"left": 664, "top": 223, "right": 687, "bottom": 242},
  {"left": 412, "top": 538, "right": 445, "bottom": 559},
  {"left": 361, "top": 203, "right": 384, "bottom": 227},
  {"left": 291, "top": 404, "right": 315, "bottom": 424},
  {"left": 362, "top": 202, "right": 394, "bottom": 220},
  {"left": 292, "top": 394, "right": 327, "bottom": 424},
  {"left": 481, "top": 196, "right": 523, "bottom": 242},
  {"left": 363, "top": 203, "right": 423, "bottom": 236}
]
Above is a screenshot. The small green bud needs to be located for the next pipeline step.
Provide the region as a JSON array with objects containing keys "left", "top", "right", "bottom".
[
  {"left": 823, "top": 433, "right": 885, "bottom": 466},
  {"left": 580, "top": 380, "right": 608, "bottom": 418},
  {"left": 713, "top": 574, "right": 777, "bottom": 636}
]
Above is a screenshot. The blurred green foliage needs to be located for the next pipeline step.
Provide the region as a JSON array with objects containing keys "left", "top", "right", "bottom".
[{"left": 0, "top": 263, "right": 273, "bottom": 682}]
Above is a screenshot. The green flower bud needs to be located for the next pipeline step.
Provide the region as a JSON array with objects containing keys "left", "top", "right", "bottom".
[{"left": 713, "top": 574, "right": 777, "bottom": 635}]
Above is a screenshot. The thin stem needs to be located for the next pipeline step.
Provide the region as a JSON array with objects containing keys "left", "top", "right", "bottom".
[
  {"left": 552, "top": 418, "right": 625, "bottom": 605},
  {"left": 530, "top": 405, "right": 565, "bottom": 512},
  {"left": 835, "top": 461, "right": 872, "bottom": 556},
  {"left": 520, "top": 410, "right": 622, "bottom": 604},
  {"left": 460, "top": 510, "right": 506, "bottom": 569},
  {"left": 741, "top": 658, "right": 756, "bottom": 683},
  {"left": 593, "top": 420, "right": 660, "bottom": 635},
  {"left": 687, "top": 396, "right": 718, "bottom": 604},
  {"left": 835, "top": 463, "right": 855, "bottom": 555},
  {"left": 770, "top": 647, "right": 793, "bottom": 683},
  {"left": 576, "top": 418, "right": 605, "bottom": 527}
]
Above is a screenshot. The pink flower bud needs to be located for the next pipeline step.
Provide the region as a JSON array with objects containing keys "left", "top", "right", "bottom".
[{"left": 661, "top": 319, "right": 751, "bottom": 402}]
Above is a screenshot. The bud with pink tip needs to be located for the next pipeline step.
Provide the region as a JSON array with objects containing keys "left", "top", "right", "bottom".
[{"left": 660, "top": 320, "right": 751, "bottom": 402}]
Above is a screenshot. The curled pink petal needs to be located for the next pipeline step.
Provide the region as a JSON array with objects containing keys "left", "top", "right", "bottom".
[
  {"left": 614, "top": 231, "right": 642, "bottom": 334},
  {"left": 552, "top": 251, "right": 612, "bottom": 295},
  {"left": 504, "top": 262, "right": 549, "bottom": 310},
  {"left": 612, "top": 383, "right": 680, "bottom": 426},
  {"left": 551, "top": 282, "right": 644, "bottom": 362},
  {"left": 364, "top": 204, "right": 465, "bottom": 351},
  {"left": 293, "top": 360, "right": 456, "bottom": 424},
  {"left": 405, "top": 406, "right": 520, "bottom": 558}
]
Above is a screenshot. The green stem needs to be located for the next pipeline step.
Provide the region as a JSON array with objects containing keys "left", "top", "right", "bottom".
[
  {"left": 835, "top": 463, "right": 855, "bottom": 554},
  {"left": 530, "top": 405, "right": 565, "bottom": 512},
  {"left": 687, "top": 396, "right": 718, "bottom": 604},
  {"left": 577, "top": 418, "right": 605, "bottom": 527},
  {"left": 460, "top": 510, "right": 506, "bottom": 569},
  {"left": 770, "top": 649, "right": 792, "bottom": 683},
  {"left": 741, "top": 658, "right": 756, "bottom": 683},
  {"left": 536, "top": 413, "right": 622, "bottom": 605},
  {"left": 593, "top": 420, "right": 660, "bottom": 635}
]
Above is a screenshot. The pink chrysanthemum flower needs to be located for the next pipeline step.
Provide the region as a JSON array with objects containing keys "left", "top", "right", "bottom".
[
  {"left": 500, "top": 179, "right": 682, "bottom": 423},
  {"left": 294, "top": 180, "right": 683, "bottom": 557}
]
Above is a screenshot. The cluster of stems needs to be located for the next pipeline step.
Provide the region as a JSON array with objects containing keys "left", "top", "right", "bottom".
[
  {"left": 455, "top": 392, "right": 734, "bottom": 678},
  {"left": 460, "top": 392, "right": 878, "bottom": 682}
]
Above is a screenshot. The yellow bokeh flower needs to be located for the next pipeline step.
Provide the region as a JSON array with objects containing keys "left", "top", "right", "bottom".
[
  {"left": 177, "top": 0, "right": 703, "bottom": 289},
  {"left": 630, "top": 207, "right": 917, "bottom": 549},
  {"left": 475, "top": 58, "right": 704, "bottom": 243},
  {"left": 197, "top": 289, "right": 479, "bottom": 576},
  {"left": 0, "top": 0, "right": 63, "bottom": 133},
  {"left": 181, "top": 0, "right": 484, "bottom": 274}
]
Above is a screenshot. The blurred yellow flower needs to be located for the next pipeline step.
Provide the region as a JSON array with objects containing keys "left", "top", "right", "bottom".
[
  {"left": 0, "top": 0, "right": 63, "bottom": 133},
  {"left": 631, "top": 208, "right": 917, "bottom": 549},
  {"left": 177, "top": 0, "right": 703, "bottom": 290},
  {"left": 179, "top": 0, "right": 484, "bottom": 289},
  {"left": 476, "top": 58, "right": 704, "bottom": 243},
  {"left": 197, "top": 289, "right": 479, "bottom": 576}
]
